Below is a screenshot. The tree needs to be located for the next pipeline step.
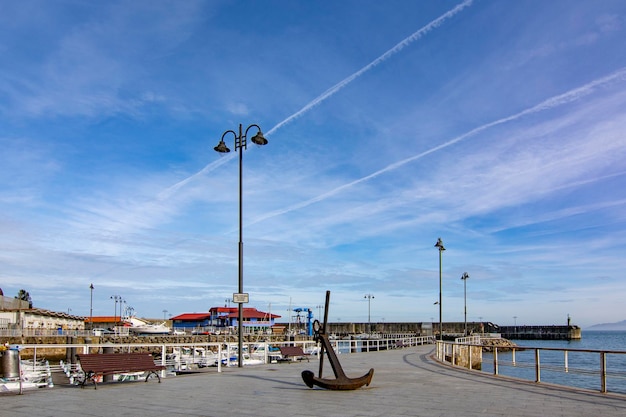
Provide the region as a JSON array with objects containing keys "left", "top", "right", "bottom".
[{"left": 15, "top": 289, "right": 33, "bottom": 308}]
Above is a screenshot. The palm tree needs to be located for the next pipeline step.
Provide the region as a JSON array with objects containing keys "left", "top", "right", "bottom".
[{"left": 15, "top": 289, "right": 33, "bottom": 308}]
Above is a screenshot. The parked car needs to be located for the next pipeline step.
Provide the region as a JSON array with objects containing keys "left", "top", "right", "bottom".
[
  {"left": 172, "top": 329, "right": 186, "bottom": 335},
  {"left": 191, "top": 329, "right": 212, "bottom": 335},
  {"left": 92, "top": 328, "right": 114, "bottom": 335}
]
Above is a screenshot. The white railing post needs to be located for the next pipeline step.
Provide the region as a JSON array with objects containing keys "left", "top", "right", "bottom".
[
  {"left": 217, "top": 344, "right": 222, "bottom": 373},
  {"left": 161, "top": 344, "right": 166, "bottom": 378},
  {"left": 493, "top": 347, "right": 498, "bottom": 375},
  {"left": 452, "top": 343, "right": 456, "bottom": 365},
  {"left": 535, "top": 349, "right": 541, "bottom": 383},
  {"left": 601, "top": 352, "right": 607, "bottom": 393}
]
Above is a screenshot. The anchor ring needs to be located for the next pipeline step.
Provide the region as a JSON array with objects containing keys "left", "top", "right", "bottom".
[{"left": 313, "top": 319, "right": 322, "bottom": 334}]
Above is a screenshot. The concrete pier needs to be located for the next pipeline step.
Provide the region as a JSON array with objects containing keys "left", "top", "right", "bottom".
[
  {"left": 2, "top": 345, "right": 624, "bottom": 416},
  {"left": 499, "top": 325, "right": 582, "bottom": 340}
]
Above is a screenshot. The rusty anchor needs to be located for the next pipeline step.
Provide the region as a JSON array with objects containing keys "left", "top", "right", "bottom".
[{"left": 301, "top": 291, "right": 374, "bottom": 390}]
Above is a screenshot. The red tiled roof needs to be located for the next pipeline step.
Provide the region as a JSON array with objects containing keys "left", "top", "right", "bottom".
[
  {"left": 210, "top": 307, "right": 281, "bottom": 319},
  {"left": 243, "top": 310, "right": 281, "bottom": 319},
  {"left": 171, "top": 313, "right": 211, "bottom": 321},
  {"left": 85, "top": 316, "right": 120, "bottom": 323}
]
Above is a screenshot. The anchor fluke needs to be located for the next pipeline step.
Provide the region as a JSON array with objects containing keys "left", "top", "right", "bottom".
[{"left": 301, "top": 368, "right": 374, "bottom": 390}]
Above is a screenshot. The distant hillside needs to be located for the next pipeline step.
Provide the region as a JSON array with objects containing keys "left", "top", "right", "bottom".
[{"left": 587, "top": 320, "right": 626, "bottom": 331}]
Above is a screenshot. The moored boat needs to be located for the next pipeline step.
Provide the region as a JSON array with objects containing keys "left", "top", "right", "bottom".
[{"left": 124, "top": 316, "right": 171, "bottom": 334}]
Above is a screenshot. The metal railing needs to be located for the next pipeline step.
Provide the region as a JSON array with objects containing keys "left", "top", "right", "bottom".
[
  {"left": 436, "top": 340, "right": 626, "bottom": 395},
  {"left": 12, "top": 334, "right": 434, "bottom": 371},
  {"left": 2, "top": 335, "right": 434, "bottom": 393}
]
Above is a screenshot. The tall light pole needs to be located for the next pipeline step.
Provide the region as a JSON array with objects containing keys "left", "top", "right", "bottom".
[
  {"left": 110, "top": 295, "right": 121, "bottom": 326},
  {"left": 461, "top": 272, "right": 469, "bottom": 336},
  {"left": 119, "top": 299, "right": 126, "bottom": 322},
  {"left": 434, "top": 238, "right": 445, "bottom": 340},
  {"left": 364, "top": 294, "right": 374, "bottom": 334},
  {"left": 89, "top": 283, "right": 94, "bottom": 332},
  {"left": 214, "top": 123, "right": 268, "bottom": 367}
]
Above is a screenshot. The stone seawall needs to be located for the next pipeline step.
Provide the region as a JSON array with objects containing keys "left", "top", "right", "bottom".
[{"left": 4, "top": 333, "right": 306, "bottom": 361}]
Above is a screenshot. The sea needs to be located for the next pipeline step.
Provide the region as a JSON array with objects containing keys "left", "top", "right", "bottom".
[{"left": 481, "top": 330, "right": 626, "bottom": 394}]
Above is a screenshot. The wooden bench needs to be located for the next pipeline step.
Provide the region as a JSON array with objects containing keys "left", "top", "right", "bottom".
[
  {"left": 278, "top": 346, "right": 310, "bottom": 362},
  {"left": 76, "top": 353, "right": 165, "bottom": 389}
]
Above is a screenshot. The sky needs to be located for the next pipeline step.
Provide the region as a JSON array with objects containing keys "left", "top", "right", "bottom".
[{"left": 1, "top": 0, "right": 626, "bottom": 329}]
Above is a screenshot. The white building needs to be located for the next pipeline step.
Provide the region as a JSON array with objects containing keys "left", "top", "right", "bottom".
[{"left": 0, "top": 292, "right": 84, "bottom": 336}]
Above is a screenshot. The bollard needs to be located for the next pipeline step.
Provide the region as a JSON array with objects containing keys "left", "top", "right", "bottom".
[
  {"left": 103, "top": 346, "right": 115, "bottom": 382},
  {"left": 66, "top": 336, "right": 77, "bottom": 365}
]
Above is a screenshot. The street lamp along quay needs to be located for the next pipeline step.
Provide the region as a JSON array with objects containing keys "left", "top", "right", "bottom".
[
  {"left": 364, "top": 294, "right": 374, "bottom": 334},
  {"left": 89, "top": 284, "right": 94, "bottom": 331},
  {"left": 214, "top": 123, "right": 268, "bottom": 368},
  {"left": 461, "top": 272, "right": 469, "bottom": 336},
  {"left": 434, "top": 238, "right": 445, "bottom": 340},
  {"left": 110, "top": 295, "right": 122, "bottom": 326}
]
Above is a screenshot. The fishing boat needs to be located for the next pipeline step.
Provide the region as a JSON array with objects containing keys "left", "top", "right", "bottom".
[
  {"left": 217, "top": 352, "right": 265, "bottom": 366},
  {"left": 124, "top": 316, "right": 171, "bottom": 334},
  {"left": 168, "top": 347, "right": 216, "bottom": 370}
]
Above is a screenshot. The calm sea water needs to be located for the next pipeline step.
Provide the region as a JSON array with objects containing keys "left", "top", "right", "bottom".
[{"left": 481, "top": 331, "right": 626, "bottom": 394}]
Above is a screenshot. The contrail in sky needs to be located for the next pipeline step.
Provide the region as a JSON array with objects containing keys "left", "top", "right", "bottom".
[
  {"left": 265, "top": 0, "right": 474, "bottom": 136},
  {"left": 247, "top": 66, "right": 626, "bottom": 227},
  {"left": 157, "top": 153, "right": 232, "bottom": 200},
  {"left": 159, "top": 0, "right": 473, "bottom": 198}
]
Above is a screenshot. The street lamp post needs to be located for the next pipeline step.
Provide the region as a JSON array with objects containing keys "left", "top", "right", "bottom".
[
  {"left": 214, "top": 123, "right": 268, "bottom": 367},
  {"left": 364, "top": 294, "right": 374, "bottom": 334},
  {"left": 119, "top": 299, "right": 126, "bottom": 322},
  {"left": 89, "top": 283, "right": 94, "bottom": 332},
  {"left": 434, "top": 238, "right": 445, "bottom": 340},
  {"left": 110, "top": 295, "right": 121, "bottom": 326},
  {"left": 461, "top": 272, "right": 469, "bottom": 336}
]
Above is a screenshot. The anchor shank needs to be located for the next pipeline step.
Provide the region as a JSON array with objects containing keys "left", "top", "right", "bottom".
[
  {"left": 318, "top": 290, "right": 331, "bottom": 378},
  {"left": 319, "top": 332, "right": 348, "bottom": 380}
]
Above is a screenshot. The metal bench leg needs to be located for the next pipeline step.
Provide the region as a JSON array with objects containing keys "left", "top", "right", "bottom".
[{"left": 144, "top": 371, "right": 161, "bottom": 383}]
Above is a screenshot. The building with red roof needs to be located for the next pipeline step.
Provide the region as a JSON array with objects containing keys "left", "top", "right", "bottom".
[{"left": 171, "top": 307, "right": 281, "bottom": 334}]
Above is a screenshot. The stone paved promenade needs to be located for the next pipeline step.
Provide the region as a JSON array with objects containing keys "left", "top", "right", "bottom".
[{"left": 2, "top": 345, "right": 625, "bottom": 416}]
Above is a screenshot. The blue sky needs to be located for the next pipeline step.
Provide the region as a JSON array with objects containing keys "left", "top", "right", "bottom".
[{"left": 1, "top": 0, "right": 626, "bottom": 328}]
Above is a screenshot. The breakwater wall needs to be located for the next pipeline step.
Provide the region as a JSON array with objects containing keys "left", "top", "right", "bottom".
[
  {"left": 498, "top": 325, "right": 581, "bottom": 340},
  {"left": 287, "top": 322, "right": 581, "bottom": 340},
  {"left": 293, "top": 321, "right": 500, "bottom": 337},
  {"left": 279, "top": 321, "right": 499, "bottom": 338}
]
